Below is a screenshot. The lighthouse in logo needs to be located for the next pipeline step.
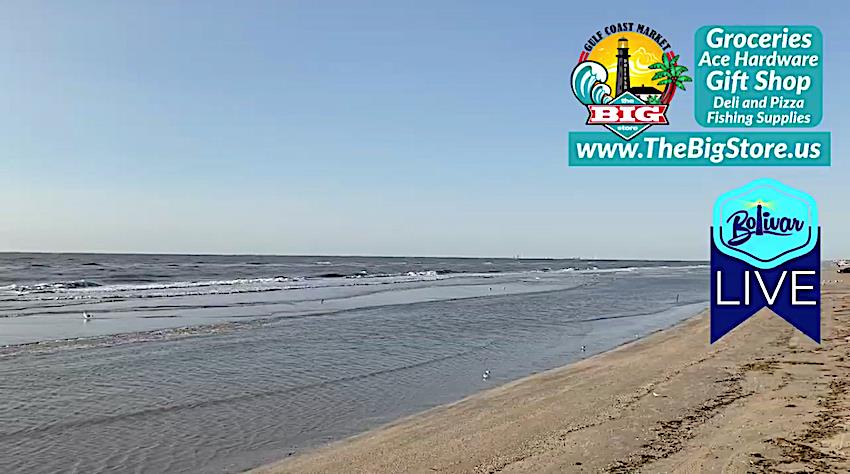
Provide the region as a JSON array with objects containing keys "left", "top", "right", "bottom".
[
  {"left": 571, "top": 24, "right": 691, "bottom": 140},
  {"left": 710, "top": 179, "right": 821, "bottom": 343},
  {"left": 615, "top": 37, "right": 630, "bottom": 96}
]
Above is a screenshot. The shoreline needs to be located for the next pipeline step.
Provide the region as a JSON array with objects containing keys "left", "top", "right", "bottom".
[{"left": 253, "top": 273, "right": 850, "bottom": 473}]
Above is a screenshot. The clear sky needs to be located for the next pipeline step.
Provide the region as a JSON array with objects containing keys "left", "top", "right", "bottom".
[{"left": 0, "top": 0, "right": 844, "bottom": 259}]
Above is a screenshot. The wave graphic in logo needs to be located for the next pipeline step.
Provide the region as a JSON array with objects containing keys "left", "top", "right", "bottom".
[{"left": 571, "top": 61, "right": 613, "bottom": 105}]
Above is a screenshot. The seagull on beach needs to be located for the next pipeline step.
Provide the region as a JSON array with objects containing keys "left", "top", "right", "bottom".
[
  {"left": 581, "top": 345, "right": 586, "bottom": 352},
  {"left": 82, "top": 312, "right": 92, "bottom": 320},
  {"left": 482, "top": 370, "right": 491, "bottom": 381}
]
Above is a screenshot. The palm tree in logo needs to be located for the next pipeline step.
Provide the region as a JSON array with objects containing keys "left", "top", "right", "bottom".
[{"left": 649, "top": 54, "right": 692, "bottom": 104}]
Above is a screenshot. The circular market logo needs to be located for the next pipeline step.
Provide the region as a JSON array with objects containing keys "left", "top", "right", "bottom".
[{"left": 571, "top": 23, "right": 692, "bottom": 140}]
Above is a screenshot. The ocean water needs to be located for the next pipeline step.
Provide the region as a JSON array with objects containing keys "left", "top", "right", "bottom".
[{"left": 0, "top": 254, "right": 708, "bottom": 473}]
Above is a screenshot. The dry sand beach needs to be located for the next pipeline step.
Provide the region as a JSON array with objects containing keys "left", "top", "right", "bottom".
[{"left": 255, "top": 271, "right": 850, "bottom": 473}]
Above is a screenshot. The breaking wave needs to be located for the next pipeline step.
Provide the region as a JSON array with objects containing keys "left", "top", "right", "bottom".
[{"left": 0, "top": 264, "right": 707, "bottom": 303}]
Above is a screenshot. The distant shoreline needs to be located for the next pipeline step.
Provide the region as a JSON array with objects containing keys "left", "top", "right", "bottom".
[{"left": 0, "top": 250, "right": 709, "bottom": 262}]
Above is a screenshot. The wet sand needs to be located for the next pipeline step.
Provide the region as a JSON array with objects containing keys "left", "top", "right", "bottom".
[{"left": 254, "top": 272, "right": 850, "bottom": 473}]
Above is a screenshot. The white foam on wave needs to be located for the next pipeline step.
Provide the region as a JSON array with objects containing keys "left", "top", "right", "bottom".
[
  {"left": 0, "top": 264, "right": 708, "bottom": 303},
  {"left": 0, "top": 271, "right": 456, "bottom": 302}
]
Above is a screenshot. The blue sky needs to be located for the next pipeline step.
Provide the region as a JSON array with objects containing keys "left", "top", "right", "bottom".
[{"left": 0, "top": 0, "right": 844, "bottom": 259}]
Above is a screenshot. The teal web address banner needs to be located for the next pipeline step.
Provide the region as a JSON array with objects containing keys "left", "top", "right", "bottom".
[{"left": 568, "top": 132, "right": 830, "bottom": 166}]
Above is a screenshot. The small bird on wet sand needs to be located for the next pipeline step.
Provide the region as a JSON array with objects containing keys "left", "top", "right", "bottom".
[
  {"left": 82, "top": 312, "right": 92, "bottom": 320},
  {"left": 581, "top": 345, "right": 586, "bottom": 352},
  {"left": 482, "top": 370, "right": 491, "bottom": 381}
]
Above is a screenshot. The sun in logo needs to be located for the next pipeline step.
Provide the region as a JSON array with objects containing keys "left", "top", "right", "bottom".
[
  {"left": 587, "top": 33, "right": 669, "bottom": 103},
  {"left": 577, "top": 32, "right": 691, "bottom": 106}
]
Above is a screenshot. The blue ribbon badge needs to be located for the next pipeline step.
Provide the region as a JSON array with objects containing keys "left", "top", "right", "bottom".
[{"left": 711, "top": 179, "right": 820, "bottom": 343}]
